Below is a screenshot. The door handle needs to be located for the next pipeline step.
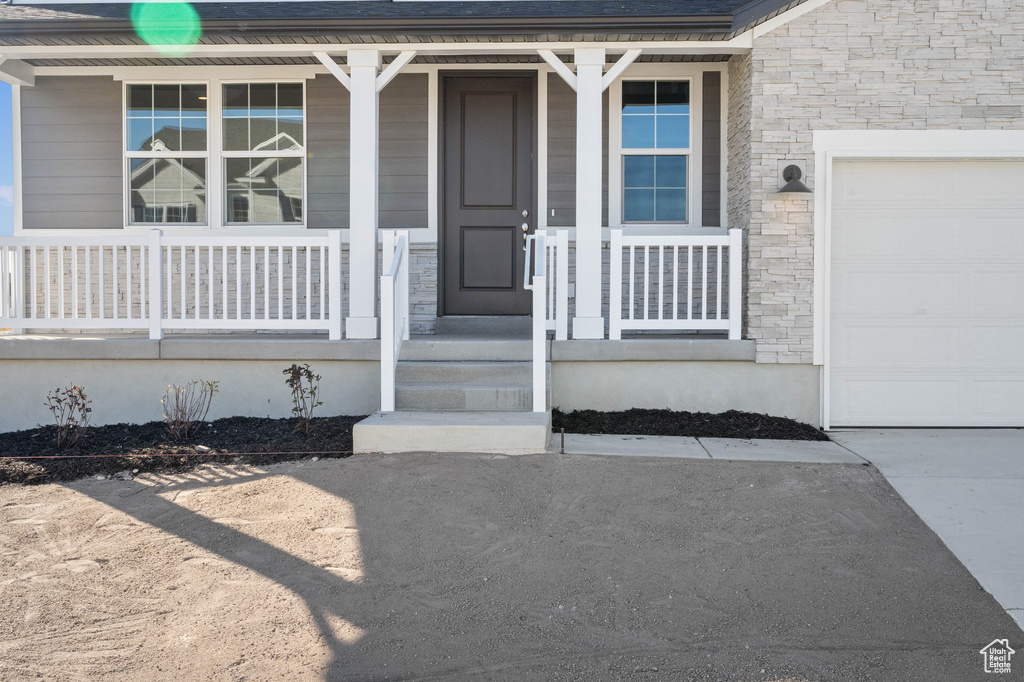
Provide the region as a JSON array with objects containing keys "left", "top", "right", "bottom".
[{"left": 522, "top": 223, "right": 530, "bottom": 250}]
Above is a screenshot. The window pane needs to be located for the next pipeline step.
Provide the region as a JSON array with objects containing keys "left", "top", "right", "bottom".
[
  {"left": 622, "top": 81, "right": 655, "bottom": 114},
  {"left": 249, "top": 83, "right": 277, "bottom": 116},
  {"left": 656, "top": 115, "right": 690, "bottom": 149},
  {"left": 129, "top": 157, "right": 206, "bottom": 224},
  {"left": 277, "top": 117, "right": 304, "bottom": 150},
  {"left": 655, "top": 156, "right": 687, "bottom": 187},
  {"left": 179, "top": 118, "right": 208, "bottom": 152},
  {"left": 623, "top": 155, "right": 655, "bottom": 188},
  {"left": 656, "top": 81, "right": 690, "bottom": 114},
  {"left": 128, "top": 118, "right": 154, "bottom": 152},
  {"left": 278, "top": 83, "right": 303, "bottom": 116},
  {"left": 223, "top": 84, "right": 248, "bottom": 116},
  {"left": 181, "top": 84, "right": 207, "bottom": 118},
  {"left": 223, "top": 119, "right": 248, "bottom": 152},
  {"left": 624, "top": 189, "right": 655, "bottom": 222},
  {"left": 153, "top": 117, "right": 180, "bottom": 151},
  {"left": 655, "top": 189, "right": 686, "bottom": 222},
  {"left": 127, "top": 84, "right": 152, "bottom": 116},
  {"left": 152, "top": 84, "right": 179, "bottom": 117},
  {"left": 226, "top": 157, "right": 303, "bottom": 224},
  {"left": 622, "top": 115, "right": 655, "bottom": 148}
]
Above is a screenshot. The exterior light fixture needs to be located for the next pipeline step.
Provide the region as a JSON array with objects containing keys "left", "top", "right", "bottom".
[{"left": 779, "top": 164, "right": 812, "bottom": 193}]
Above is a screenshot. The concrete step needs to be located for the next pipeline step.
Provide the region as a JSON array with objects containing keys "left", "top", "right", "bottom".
[
  {"left": 353, "top": 410, "right": 551, "bottom": 454},
  {"left": 395, "top": 384, "right": 533, "bottom": 411},
  {"left": 396, "top": 361, "right": 532, "bottom": 385},
  {"left": 402, "top": 336, "right": 532, "bottom": 362}
]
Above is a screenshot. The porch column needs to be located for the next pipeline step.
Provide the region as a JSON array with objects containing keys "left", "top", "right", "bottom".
[
  {"left": 346, "top": 49, "right": 381, "bottom": 339},
  {"left": 573, "top": 47, "right": 606, "bottom": 339}
]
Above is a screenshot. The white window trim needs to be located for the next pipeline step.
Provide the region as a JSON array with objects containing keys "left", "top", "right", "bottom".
[
  {"left": 609, "top": 62, "right": 728, "bottom": 236},
  {"left": 122, "top": 77, "right": 308, "bottom": 230}
]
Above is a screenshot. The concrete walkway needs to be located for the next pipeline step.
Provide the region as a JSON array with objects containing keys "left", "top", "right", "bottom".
[
  {"left": 831, "top": 429, "right": 1024, "bottom": 632},
  {"left": 557, "top": 430, "right": 1024, "bottom": 631}
]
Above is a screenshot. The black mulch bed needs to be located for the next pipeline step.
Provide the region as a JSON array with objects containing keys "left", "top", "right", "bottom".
[
  {"left": 0, "top": 415, "right": 365, "bottom": 485},
  {"left": 552, "top": 408, "right": 829, "bottom": 441}
]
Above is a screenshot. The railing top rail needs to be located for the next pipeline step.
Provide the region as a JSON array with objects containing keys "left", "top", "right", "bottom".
[
  {"left": 0, "top": 236, "right": 152, "bottom": 247},
  {"left": 383, "top": 234, "right": 408, "bottom": 278},
  {"left": 615, "top": 233, "right": 733, "bottom": 247},
  {"left": 160, "top": 235, "right": 332, "bottom": 247}
]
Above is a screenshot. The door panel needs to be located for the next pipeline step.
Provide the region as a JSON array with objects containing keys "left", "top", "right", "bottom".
[{"left": 443, "top": 75, "right": 533, "bottom": 315}]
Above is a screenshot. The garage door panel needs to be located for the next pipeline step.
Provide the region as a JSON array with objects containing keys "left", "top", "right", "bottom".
[
  {"left": 968, "top": 325, "right": 1024, "bottom": 368},
  {"left": 830, "top": 158, "right": 1024, "bottom": 426},
  {"left": 834, "top": 375, "right": 960, "bottom": 423},
  {"left": 834, "top": 324, "right": 961, "bottom": 367},
  {"left": 969, "top": 269, "right": 1024, "bottom": 315},
  {"left": 834, "top": 267, "right": 960, "bottom": 316}
]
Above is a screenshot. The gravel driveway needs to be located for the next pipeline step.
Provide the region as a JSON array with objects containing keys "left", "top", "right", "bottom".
[{"left": 0, "top": 452, "right": 1018, "bottom": 681}]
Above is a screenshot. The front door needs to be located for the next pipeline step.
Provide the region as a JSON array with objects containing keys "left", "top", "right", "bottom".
[{"left": 442, "top": 75, "right": 534, "bottom": 315}]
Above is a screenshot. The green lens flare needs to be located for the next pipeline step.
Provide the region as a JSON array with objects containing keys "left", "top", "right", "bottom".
[{"left": 131, "top": 2, "right": 202, "bottom": 56}]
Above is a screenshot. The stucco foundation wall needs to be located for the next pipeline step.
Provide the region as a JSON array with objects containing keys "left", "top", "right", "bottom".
[
  {"left": 0, "top": 359, "right": 379, "bottom": 433},
  {"left": 551, "top": 361, "right": 820, "bottom": 426},
  {"left": 745, "top": 0, "right": 1024, "bottom": 363}
]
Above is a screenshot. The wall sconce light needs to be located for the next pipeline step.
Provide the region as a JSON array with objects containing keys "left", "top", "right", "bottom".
[{"left": 779, "top": 164, "right": 812, "bottom": 193}]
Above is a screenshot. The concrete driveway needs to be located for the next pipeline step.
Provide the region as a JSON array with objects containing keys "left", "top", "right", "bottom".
[{"left": 830, "top": 429, "right": 1024, "bottom": 631}]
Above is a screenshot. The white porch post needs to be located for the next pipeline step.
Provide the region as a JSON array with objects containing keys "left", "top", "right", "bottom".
[
  {"left": 346, "top": 49, "right": 381, "bottom": 339},
  {"left": 572, "top": 47, "right": 606, "bottom": 339}
]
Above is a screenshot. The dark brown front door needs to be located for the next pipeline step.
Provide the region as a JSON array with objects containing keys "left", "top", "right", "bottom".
[{"left": 442, "top": 75, "right": 534, "bottom": 315}]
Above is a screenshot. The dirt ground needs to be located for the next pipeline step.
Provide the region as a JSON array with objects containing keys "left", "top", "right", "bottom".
[{"left": 0, "top": 452, "right": 1018, "bottom": 682}]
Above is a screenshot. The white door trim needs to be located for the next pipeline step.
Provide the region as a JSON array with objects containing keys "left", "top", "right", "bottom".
[{"left": 812, "top": 129, "right": 1024, "bottom": 428}]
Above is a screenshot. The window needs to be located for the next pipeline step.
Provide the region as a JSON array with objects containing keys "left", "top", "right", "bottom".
[
  {"left": 620, "top": 80, "right": 690, "bottom": 224},
  {"left": 126, "top": 84, "right": 208, "bottom": 225},
  {"left": 223, "top": 83, "right": 305, "bottom": 224}
]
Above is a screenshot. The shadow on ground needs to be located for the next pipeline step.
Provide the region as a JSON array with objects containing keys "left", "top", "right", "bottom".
[{"left": 0, "top": 452, "right": 1019, "bottom": 681}]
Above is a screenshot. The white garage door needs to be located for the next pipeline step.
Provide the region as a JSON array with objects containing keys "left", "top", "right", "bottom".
[{"left": 830, "top": 158, "right": 1024, "bottom": 426}]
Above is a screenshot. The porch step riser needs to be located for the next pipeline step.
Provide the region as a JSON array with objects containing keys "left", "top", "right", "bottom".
[
  {"left": 401, "top": 340, "right": 532, "bottom": 362},
  {"left": 395, "top": 386, "right": 533, "bottom": 411},
  {"left": 396, "top": 361, "right": 532, "bottom": 385},
  {"left": 354, "top": 410, "right": 551, "bottom": 455}
]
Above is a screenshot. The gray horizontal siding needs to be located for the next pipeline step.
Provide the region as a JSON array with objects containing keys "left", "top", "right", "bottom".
[
  {"left": 547, "top": 73, "right": 608, "bottom": 227},
  {"left": 22, "top": 76, "right": 122, "bottom": 230},
  {"left": 306, "top": 72, "right": 428, "bottom": 230}
]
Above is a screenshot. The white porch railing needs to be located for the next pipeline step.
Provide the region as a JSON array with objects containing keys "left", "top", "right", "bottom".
[
  {"left": 0, "top": 230, "right": 344, "bottom": 339},
  {"left": 609, "top": 229, "right": 742, "bottom": 340},
  {"left": 537, "top": 229, "right": 569, "bottom": 342},
  {"left": 379, "top": 230, "right": 410, "bottom": 413}
]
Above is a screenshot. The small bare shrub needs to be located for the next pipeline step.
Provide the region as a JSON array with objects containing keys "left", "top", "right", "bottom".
[
  {"left": 45, "top": 385, "right": 92, "bottom": 450},
  {"left": 162, "top": 380, "right": 219, "bottom": 440},
  {"left": 283, "top": 363, "right": 322, "bottom": 435}
]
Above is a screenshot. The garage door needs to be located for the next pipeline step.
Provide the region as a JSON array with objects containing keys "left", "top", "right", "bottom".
[{"left": 830, "top": 158, "right": 1024, "bottom": 426}]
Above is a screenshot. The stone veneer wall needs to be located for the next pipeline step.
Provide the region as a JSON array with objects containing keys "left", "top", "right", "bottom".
[{"left": 743, "top": 0, "right": 1024, "bottom": 363}]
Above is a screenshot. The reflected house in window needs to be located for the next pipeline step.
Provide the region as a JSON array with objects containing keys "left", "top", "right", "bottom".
[
  {"left": 225, "top": 119, "right": 304, "bottom": 224},
  {"left": 129, "top": 132, "right": 207, "bottom": 224}
]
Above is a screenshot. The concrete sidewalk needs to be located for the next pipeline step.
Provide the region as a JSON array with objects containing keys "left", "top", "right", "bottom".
[
  {"left": 553, "top": 433, "right": 864, "bottom": 464},
  {"left": 831, "top": 429, "right": 1024, "bottom": 632}
]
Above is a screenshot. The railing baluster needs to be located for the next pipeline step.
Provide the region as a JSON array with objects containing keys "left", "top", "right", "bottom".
[
  {"left": 687, "top": 246, "right": 693, "bottom": 320},
  {"left": 622, "top": 242, "right": 630, "bottom": 319},
  {"left": 0, "top": 246, "right": 8, "bottom": 319},
  {"left": 250, "top": 246, "right": 257, "bottom": 321},
  {"left": 30, "top": 247, "right": 37, "bottom": 320},
  {"left": 46, "top": 247, "right": 53, "bottom": 319},
  {"left": 208, "top": 245, "right": 214, "bottom": 320},
  {"left": 304, "top": 246, "right": 311, "bottom": 320},
  {"left": 701, "top": 245, "right": 708, "bottom": 321},
  {"left": 278, "top": 245, "right": 284, "bottom": 320},
  {"left": 71, "top": 246, "right": 78, "bottom": 319},
  {"left": 113, "top": 245, "right": 120, "bottom": 320},
  {"left": 658, "top": 245, "right": 664, "bottom": 320},
  {"left": 292, "top": 246, "right": 298, "bottom": 320},
  {"left": 139, "top": 244, "right": 146, "bottom": 321},
  {"left": 319, "top": 246, "right": 326, "bottom": 321},
  {"left": 84, "top": 246, "right": 91, "bottom": 319},
  {"left": 167, "top": 246, "right": 173, "bottom": 321},
  {"left": 643, "top": 245, "right": 650, "bottom": 320},
  {"left": 236, "top": 246, "right": 243, "bottom": 320},
  {"left": 193, "top": 245, "right": 200, "bottom": 320},
  {"left": 127, "top": 246, "right": 134, "bottom": 320},
  {"left": 716, "top": 244, "right": 723, "bottom": 320},
  {"left": 222, "top": 246, "right": 228, "bottom": 321},
  {"left": 672, "top": 245, "right": 679, "bottom": 320},
  {"left": 266, "top": 244, "right": 274, "bottom": 319}
]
